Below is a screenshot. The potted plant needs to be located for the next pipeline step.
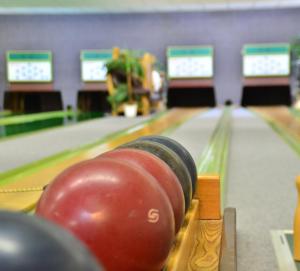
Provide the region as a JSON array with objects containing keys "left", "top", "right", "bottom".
[{"left": 106, "top": 50, "right": 144, "bottom": 117}]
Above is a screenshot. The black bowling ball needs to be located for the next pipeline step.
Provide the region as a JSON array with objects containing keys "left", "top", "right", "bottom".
[
  {"left": 136, "top": 135, "right": 197, "bottom": 196},
  {"left": 0, "top": 211, "right": 103, "bottom": 271}
]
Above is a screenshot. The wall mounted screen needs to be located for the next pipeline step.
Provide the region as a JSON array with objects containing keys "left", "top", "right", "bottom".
[
  {"left": 167, "top": 46, "right": 213, "bottom": 79},
  {"left": 243, "top": 44, "right": 290, "bottom": 77},
  {"left": 81, "top": 50, "right": 112, "bottom": 82},
  {"left": 6, "top": 51, "right": 53, "bottom": 83}
]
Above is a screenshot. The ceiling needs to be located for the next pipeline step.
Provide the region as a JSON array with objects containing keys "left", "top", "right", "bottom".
[{"left": 0, "top": 0, "right": 300, "bottom": 14}]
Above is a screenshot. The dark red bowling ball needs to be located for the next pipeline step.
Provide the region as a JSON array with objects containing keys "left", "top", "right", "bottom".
[
  {"left": 97, "top": 148, "right": 184, "bottom": 233},
  {"left": 36, "top": 158, "right": 175, "bottom": 271},
  {"left": 119, "top": 140, "right": 192, "bottom": 213}
]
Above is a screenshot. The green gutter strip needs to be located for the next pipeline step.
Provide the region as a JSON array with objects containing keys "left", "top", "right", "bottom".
[
  {"left": 289, "top": 108, "right": 300, "bottom": 120},
  {"left": 255, "top": 110, "right": 300, "bottom": 156},
  {"left": 268, "top": 122, "right": 300, "bottom": 155},
  {"left": 196, "top": 107, "right": 232, "bottom": 209},
  {"left": 0, "top": 111, "right": 168, "bottom": 187},
  {"left": 0, "top": 110, "right": 76, "bottom": 126}
]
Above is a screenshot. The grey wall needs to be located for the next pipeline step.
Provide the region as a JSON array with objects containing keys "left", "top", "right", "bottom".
[{"left": 0, "top": 8, "right": 300, "bottom": 108}]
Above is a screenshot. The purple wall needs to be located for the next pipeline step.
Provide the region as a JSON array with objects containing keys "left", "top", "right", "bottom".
[{"left": 0, "top": 8, "right": 300, "bottom": 108}]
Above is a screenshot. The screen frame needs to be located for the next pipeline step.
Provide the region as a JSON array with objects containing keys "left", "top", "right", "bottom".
[
  {"left": 6, "top": 50, "right": 53, "bottom": 83},
  {"left": 242, "top": 43, "right": 291, "bottom": 78},
  {"left": 80, "top": 49, "right": 112, "bottom": 83},
  {"left": 167, "top": 45, "right": 214, "bottom": 80}
]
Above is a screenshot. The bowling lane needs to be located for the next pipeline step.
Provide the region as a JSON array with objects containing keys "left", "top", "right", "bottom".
[
  {"left": 226, "top": 108, "right": 300, "bottom": 271},
  {"left": 166, "top": 108, "right": 223, "bottom": 162},
  {"left": 0, "top": 108, "right": 202, "bottom": 211},
  {"left": 0, "top": 115, "right": 149, "bottom": 172}
]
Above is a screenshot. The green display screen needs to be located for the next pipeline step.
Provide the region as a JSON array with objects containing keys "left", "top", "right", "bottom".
[
  {"left": 242, "top": 43, "right": 290, "bottom": 77},
  {"left": 167, "top": 46, "right": 214, "bottom": 79},
  {"left": 6, "top": 51, "right": 53, "bottom": 82},
  {"left": 81, "top": 50, "right": 112, "bottom": 82}
]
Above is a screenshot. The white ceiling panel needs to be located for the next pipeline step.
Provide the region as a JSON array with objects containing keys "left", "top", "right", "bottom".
[
  {"left": 228, "top": 1, "right": 254, "bottom": 10},
  {"left": 203, "top": 3, "right": 229, "bottom": 11},
  {"left": 279, "top": 0, "right": 300, "bottom": 7},
  {"left": 0, "top": 0, "right": 300, "bottom": 14},
  {"left": 254, "top": 0, "right": 278, "bottom": 8}
]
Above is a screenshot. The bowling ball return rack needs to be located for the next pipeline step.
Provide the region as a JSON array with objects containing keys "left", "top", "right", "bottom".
[{"left": 164, "top": 175, "right": 237, "bottom": 271}]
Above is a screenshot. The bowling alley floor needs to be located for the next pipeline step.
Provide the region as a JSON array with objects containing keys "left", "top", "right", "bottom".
[
  {"left": 1, "top": 107, "right": 300, "bottom": 271},
  {"left": 167, "top": 107, "right": 300, "bottom": 271}
]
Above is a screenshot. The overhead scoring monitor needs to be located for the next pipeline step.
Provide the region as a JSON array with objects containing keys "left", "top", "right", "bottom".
[
  {"left": 6, "top": 51, "right": 53, "bottom": 83},
  {"left": 81, "top": 50, "right": 112, "bottom": 82},
  {"left": 167, "top": 46, "right": 214, "bottom": 79},
  {"left": 243, "top": 44, "right": 290, "bottom": 77}
]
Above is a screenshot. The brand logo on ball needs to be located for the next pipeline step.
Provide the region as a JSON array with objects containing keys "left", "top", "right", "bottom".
[{"left": 147, "top": 209, "right": 159, "bottom": 223}]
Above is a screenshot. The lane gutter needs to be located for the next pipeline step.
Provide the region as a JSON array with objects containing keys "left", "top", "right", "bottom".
[
  {"left": 197, "top": 106, "right": 232, "bottom": 209},
  {"left": 252, "top": 106, "right": 300, "bottom": 156}
]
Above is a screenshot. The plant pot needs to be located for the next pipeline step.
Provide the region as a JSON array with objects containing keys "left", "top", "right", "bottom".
[{"left": 124, "top": 103, "right": 138, "bottom": 118}]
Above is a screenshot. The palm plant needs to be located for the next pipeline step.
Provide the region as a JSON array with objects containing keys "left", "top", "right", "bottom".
[{"left": 106, "top": 50, "right": 144, "bottom": 110}]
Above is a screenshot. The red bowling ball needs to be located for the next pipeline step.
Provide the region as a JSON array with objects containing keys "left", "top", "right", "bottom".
[
  {"left": 36, "top": 158, "right": 175, "bottom": 271},
  {"left": 97, "top": 148, "right": 185, "bottom": 233}
]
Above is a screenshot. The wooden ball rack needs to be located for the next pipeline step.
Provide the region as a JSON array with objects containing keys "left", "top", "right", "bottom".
[{"left": 165, "top": 175, "right": 237, "bottom": 271}]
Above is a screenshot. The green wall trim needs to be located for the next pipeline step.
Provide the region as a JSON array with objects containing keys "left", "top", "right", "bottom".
[
  {"left": 0, "top": 110, "right": 75, "bottom": 126},
  {"left": 0, "top": 110, "right": 12, "bottom": 117},
  {"left": 0, "top": 112, "right": 106, "bottom": 143}
]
